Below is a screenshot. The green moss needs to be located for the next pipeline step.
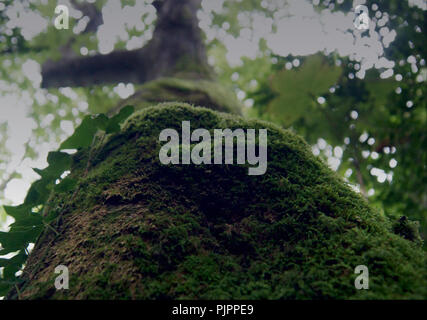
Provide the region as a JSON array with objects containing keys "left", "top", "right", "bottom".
[{"left": 16, "top": 103, "right": 427, "bottom": 299}]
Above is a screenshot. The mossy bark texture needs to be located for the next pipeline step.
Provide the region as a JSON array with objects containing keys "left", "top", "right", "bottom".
[{"left": 13, "top": 103, "right": 426, "bottom": 299}]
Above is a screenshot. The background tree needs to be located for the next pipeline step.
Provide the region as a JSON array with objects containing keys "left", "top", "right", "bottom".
[{"left": 248, "top": 0, "right": 426, "bottom": 240}]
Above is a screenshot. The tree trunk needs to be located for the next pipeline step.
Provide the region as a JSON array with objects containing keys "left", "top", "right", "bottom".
[
  {"left": 9, "top": 102, "right": 427, "bottom": 299},
  {"left": 6, "top": 0, "right": 427, "bottom": 299}
]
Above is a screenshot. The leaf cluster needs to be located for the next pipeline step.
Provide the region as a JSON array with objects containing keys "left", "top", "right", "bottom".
[{"left": 0, "top": 106, "right": 134, "bottom": 296}]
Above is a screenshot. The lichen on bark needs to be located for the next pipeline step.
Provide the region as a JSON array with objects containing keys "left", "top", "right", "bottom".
[{"left": 12, "top": 103, "right": 427, "bottom": 299}]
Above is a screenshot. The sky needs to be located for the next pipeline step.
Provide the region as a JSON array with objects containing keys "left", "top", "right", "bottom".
[{"left": 0, "top": 0, "right": 425, "bottom": 215}]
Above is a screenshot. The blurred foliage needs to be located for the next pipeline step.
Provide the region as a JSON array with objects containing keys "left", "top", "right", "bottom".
[
  {"left": 0, "top": 0, "right": 136, "bottom": 204},
  {"left": 246, "top": 0, "right": 426, "bottom": 242},
  {"left": 262, "top": 54, "right": 342, "bottom": 126},
  {"left": 0, "top": 0, "right": 27, "bottom": 54}
]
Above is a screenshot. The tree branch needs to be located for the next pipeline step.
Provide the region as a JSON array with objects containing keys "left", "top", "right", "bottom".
[
  {"left": 42, "top": 48, "right": 147, "bottom": 87},
  {"left": 41, "top": 0, "right": 212, "bottom": 88}
]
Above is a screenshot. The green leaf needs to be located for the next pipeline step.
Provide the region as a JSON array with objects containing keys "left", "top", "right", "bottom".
[
  {"left": 59, "top": 115, "right": 103, "bottom": 149},
  {"left": 0, "top": 252, "right": 24, "bottom": 268},
  {"left": 0, "top": 281, "right": 12, "bottom": 296},
  {"left": 24, "top": 179, "right": 50, "bottom": 207},
  {"left": 46, "top": 151, "right": 72, "bottom": 175},
  {"left": 0, "top": 107, "right": 134, "bottom": 286},
  {"left": 9, "top": 216, "right": 42, "bottom": 229},
  {"left": 54, "top": 177, "right": 77, "bottom": 193},
  {"left": 93, "top": 113, "right": 109, "bottom": 131},
  {"left": 26, "top": 151, "right": 73, "bottom": 207},
  {"left": 43, "top": 209, "right": 59, "bottom": 223},
  {"left": 3, "top": 205, "right": 29, "bottom": 221},
  {"left": 3, "top": 205, "right": 43, "bottom": 228},
  {"left": 1, "top": 252, "right": 27, "bottom": 280},
  {"left": 0, "top": 227, "right": 43, "bottom": 252},
  {"left": 105, "top": 105, "right": 135, "bottom": 133},
  {"left": 59, "top": 107, "right": 134, "bottom": 149},
  {"left": 32, "top": 168, "right": 44, "bottom": 177},
  {"left": 0, "top": 247, "right": 18, "bottom": 256},
  {"left": 268, "top": 54, "right": 342, "bottom": 126}
]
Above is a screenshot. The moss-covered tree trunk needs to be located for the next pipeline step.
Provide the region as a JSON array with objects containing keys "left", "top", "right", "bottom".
[
  {"left": 6, "top": 0, "right": 426, "bottom": 299},
  {"left": 9, "top": 102, "right": 427, "bottom": 299}
]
